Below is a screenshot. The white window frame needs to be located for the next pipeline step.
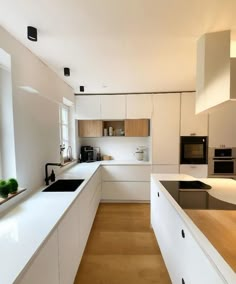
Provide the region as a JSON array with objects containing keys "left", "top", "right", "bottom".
[{"left": 59, "top": 104, "right": 70, "bottom": 158}]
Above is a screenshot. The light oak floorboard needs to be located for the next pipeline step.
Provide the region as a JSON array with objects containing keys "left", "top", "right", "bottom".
[{"left": 74, "top": 203, "right": 171, "bottom": 284}]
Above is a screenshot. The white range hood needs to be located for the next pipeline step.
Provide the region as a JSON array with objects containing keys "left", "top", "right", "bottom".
[{"left": 196, "top": 30, "right": 236, "bottom": 114}]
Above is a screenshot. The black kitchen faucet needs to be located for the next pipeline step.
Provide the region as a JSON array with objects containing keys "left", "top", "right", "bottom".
[{"left": 45, "top": 163, "right": 62, "bottom": 185}]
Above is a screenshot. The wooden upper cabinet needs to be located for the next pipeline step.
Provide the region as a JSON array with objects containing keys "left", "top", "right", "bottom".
[
  {"left": 125, "top": 119, "right": 149, "bottom": 137},
  {"left": 78, "top": 120, "right": 103, "bottom": 137}
]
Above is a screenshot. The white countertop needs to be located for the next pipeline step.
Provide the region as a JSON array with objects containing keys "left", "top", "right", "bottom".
[
  {"left": 152, "top": 173, "right": 236, "bottom": 205},
  {"left": 0, "top": 160, "right": 150, "bottom": 284}
]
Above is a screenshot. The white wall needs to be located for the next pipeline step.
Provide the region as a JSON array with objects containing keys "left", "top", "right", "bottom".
[
  {"left": 0, "top": 26, "right": 74, "bottom": 191},
  {"left": 80, "top": 137, "right": 151, "bottom": 161}
]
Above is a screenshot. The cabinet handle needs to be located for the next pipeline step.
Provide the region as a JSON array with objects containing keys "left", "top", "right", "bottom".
[
  {"left": 182, "top": 278, "right": 185, "bottom": 284},
  {"left": 190, "top": 133, "right": 196, "bottom": 136},
  {"left": 181, "top": 229, "right": 185, "bottom": 238},
  {"left": 157, "top": 192, "right": 160, "bottom": 197}
]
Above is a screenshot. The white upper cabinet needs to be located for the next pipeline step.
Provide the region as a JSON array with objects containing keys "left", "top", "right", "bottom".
[
  {"left": 180, "top": 92, "right": 208, "bottom": 136},
  {"left": 75, "top": 95, "right": 101, "bottom": 119},
  {"left": 152, "top": 93, "right": 180, "bottom": 164},
  {"left": 208, "top": 101, "right": 236, "bottom": 147},
  {"left": 126, "top": 94, "right": 153, "bottom": 118},
  {"left": 196, "top": 30, "right": 236, "bottom": 113},
  {"left": 101, "top": 95, "right": 126, "bottom": 119}
]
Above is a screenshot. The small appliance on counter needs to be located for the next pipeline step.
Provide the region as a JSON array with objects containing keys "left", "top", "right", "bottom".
[{"left": 80, "top": 146, "right": 95, "bottom": 162}]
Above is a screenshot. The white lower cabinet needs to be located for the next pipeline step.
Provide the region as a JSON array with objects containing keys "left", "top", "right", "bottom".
[
  {"left": 180, "top": 164, "right": 208, "bottom": 178},
  {"left": 102, "top": 181, "right": 149, "bottom": 201},
  {"left": 58, "top": 198, "right": 80, "bottom": 284},
  {"left": 17, "top": 169, "right": 101, "bottom": 284},
  {"left": 152, "top": 164, "right": 179, "bottom": 174},
  {"left": 151, "top": 178, "right": 228, "bottom": 284},
  {"left": 102, "top": 165, "right": 151, "bottom": 201},
  {"left": 16, "top": 229, "right": 59, "bottom": 284}
]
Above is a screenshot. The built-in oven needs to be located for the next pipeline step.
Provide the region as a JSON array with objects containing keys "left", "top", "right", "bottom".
[
  {"left": 180, "top": 136, "right": 208, "bottom": 164},
  {"left": 208, "top": 148, "right": 236, "bottom": 176}
]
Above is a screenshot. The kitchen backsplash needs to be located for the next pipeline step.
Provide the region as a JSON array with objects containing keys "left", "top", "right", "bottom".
[{"left": 79, "top": 137, "right": 151, "bottom": 161}]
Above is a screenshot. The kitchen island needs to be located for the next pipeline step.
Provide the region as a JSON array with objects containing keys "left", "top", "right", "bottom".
[{"left": 151, "top": 174, "right": 236, "bottom": 284}]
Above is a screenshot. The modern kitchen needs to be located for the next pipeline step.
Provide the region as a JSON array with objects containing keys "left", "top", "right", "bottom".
[{"left": 1, "top": 1, "right": 236, "bottom": 284}]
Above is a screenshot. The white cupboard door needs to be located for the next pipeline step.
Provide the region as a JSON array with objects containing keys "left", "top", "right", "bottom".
[
  {"left": 58, "top": 199, "right": 80, "bottom": 284},
  {"left": 16, "top": 230, "right": 59, "bottom": 284},
  {"left": 101, "top": 95, "right": 126, "bottom": 119},
  {"left": 75, "top": 95, "right": 101, "bottom": 119},
  {"left": 180, "top": 165, "right": 208, "bottom": 178},
  {"left": 126, "top": 94, "right": 153, "bottom": 118},
  {"left": 152, "top": 93, "right": 180, "bottom": 164},
  {"left": 152, "top": 165, "right": 179, "bottom": 174},
  {"left": 102, "top": 181, "right": 150, "bottom": 201},
  {"left": 102, "top": 165, "right": 151, "bottom": 181},
  {"left": 181, "top": 92, "right": 208, "bottom": 136}
]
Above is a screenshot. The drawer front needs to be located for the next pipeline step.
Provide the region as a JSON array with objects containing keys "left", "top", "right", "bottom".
[
  {"left": 152, "top": 164, "right": 179, "bottom": 173},
  {"left": 180, "top": 165, "right": 208, "bottom": 178},
  {"left": 102, "top": 181, "right": 150, "bottom": 201},
  {"left": 102, "top": 165, "right": 151, "bottom": 181}
]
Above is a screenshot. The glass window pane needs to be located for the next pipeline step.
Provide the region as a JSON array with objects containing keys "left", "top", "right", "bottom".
[
  {"left": 62, "top": 125, "right": 69, "bottom": 141},
  {"left": 61, "top": 107, "right": 68, "bottom": 124}
]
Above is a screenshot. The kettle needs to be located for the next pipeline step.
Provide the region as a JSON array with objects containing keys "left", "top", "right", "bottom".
[{"left": 134, "top": 149, "right": 144, "bottom": 161}]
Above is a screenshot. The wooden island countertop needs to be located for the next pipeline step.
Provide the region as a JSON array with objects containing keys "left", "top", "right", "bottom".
[{"left": 185, "top": 209, "right": 236, "bottom": 273}]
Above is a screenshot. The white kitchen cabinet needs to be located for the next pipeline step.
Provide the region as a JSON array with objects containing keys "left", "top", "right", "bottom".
[
  {"left": 208, "top": 101, "right": 236, "bottom": 147},
  {"left": 180, "top": 165, "right": 208, "bottom": 178},
  {"left": 102, "top": 165, "right": 151, "bottom": 181},
  {"left": 180, "top": 92, "right": 208, "bottom": 136},
  {"left": 152, "top": 165, "right": 179, "bottom": 174},
  {"left": 102, "top": 165, "right": 151, "bottom": 201},
  {"left": 126, "top": 94, "right": 153, "bottom": 118},
  {"left": 75, "top": 95, "right": 101, "bottom": 119},
  {"left": 16, "top": 229, "right": 59, "bottom": 284},
  {"left": 101, "top": 95, "right": 126, "bottom": 119},
  {"left": 79, "top": 168, "right": 101, "bottom": 254},
  {"left": 57, "top": 198, "right": 80, "bottom": 284},
  {"left": 102, "top": 181, "right": 150, "bottom": 201},
  {"left": 152, "top": 93, "right": 180, "bottom": 165},
  {"left": 151, "top": 178, "right": 227, "bottom": 284}
]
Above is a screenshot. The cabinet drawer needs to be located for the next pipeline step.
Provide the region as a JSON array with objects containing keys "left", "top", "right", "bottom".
[
  {"left": 102, "top": 181, "right": 150, "bottom": 201},
  {"left": 152, "top": 165, "right": 179, "bottom": 174},
  {"left": 102, "top": 165, "right": 151, "bottom": 181},
  {"left": 180, "top": 165, "right": 208, "bottom": 178}
]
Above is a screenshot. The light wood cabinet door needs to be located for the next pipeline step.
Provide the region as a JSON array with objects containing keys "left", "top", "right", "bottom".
[
  {"left": 78, "top": 120, "right": 103, "bottom": 137},
  {"left": 125, "top": 119, "right": 149, "bottom": 137},
  {"left": 180, "top": 92, "right": 208, "bottom": 136}
]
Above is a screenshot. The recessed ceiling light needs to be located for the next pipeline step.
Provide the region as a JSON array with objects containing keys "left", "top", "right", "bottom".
[
  {"left": 27, "top": 26, "right": 37, "bottom": 41},
  {"left": 64, "top": 67, "right": 70, "bottom": 76}
]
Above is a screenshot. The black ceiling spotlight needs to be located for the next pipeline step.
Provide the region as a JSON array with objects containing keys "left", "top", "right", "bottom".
[
  {"left": 27, "top": 26, "right": 37, "bottom": 41},
  {"left": 80, "top": 86, "right": 85, "bottom": 92},
  {"left": 64, "top": 67, "right": 70, "bottom": 77}
]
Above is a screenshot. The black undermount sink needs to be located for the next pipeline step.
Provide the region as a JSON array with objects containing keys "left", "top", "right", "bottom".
[{"left": 42, "top": 179, "right": 85, "bottom": 192}]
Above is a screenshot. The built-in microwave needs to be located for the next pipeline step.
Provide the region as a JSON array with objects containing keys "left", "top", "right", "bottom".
[
  {"left": 208, "top": 148, "right": 236, "bottom": 176},
  {"left": 180, "top": 136, "right": 208, "bottom": 164}
]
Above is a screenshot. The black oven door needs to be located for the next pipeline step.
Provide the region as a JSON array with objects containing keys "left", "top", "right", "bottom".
[
  {"left": 214, "top": 160, "right": 234, "bottom": 174},
  {"left": 180, "top": 136, "right": 208, "bottom": 164}
]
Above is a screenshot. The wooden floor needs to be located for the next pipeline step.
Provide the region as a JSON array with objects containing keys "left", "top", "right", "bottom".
[{"left": 74, "top": 203, "right": 171, "bottom": 284}]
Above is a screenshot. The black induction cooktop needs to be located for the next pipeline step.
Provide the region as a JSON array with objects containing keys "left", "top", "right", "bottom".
[{"left": 159, "top": 180, "right": 236, "bottom": 210}]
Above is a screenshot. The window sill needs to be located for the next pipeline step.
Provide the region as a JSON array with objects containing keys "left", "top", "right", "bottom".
[{"left": 0, "top": 188, "right": 26, "bottom": 206}]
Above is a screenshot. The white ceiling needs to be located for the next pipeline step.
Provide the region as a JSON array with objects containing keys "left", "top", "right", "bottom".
[{"left": 1, "top": 0, "right": 236, "bottom": 94}]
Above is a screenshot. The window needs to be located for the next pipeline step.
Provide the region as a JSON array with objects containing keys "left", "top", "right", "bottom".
[{"left": 59, "top": 105, "right": 70, "bottom": 158}]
